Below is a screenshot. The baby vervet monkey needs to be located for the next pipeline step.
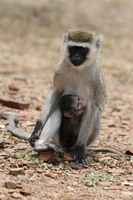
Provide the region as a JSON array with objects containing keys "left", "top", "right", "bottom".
[
  {"left": 59, "top": 94, "right": 87, "bottom": 150},
  {"left": 0, "top": 29, "right": 131, "bottom": 163}
]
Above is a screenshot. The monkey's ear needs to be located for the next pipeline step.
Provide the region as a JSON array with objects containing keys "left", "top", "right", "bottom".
[{"left": 96, "top": 38, "right": 100, "bottom": 50}]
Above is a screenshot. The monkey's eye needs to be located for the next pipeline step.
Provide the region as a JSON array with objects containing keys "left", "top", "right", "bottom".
[
  {"left": 69, "top": 46, "right": 77, "bottom": 52},
  {"left": 80, "top": 47, "right": 89, "bottom": 53}
]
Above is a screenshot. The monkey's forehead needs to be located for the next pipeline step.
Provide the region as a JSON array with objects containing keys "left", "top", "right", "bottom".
[{"left": 68, "top": 29, "right": 93, "bottom": 43}]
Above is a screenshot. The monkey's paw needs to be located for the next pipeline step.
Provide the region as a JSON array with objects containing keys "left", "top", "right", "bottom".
[
  {"left": 28, "top": 134, "right": 39, "bottom": 147},
  {"left": 67, "top": 145, "right": 88, "bottom": 165}
]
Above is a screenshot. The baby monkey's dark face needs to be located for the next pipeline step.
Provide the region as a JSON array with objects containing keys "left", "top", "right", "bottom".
[
  {"left": 68, "top": 46, "right": 89, "bottom": 66},
  {"left": 59, "top": 94, "right": 86, "bottom": 118}
]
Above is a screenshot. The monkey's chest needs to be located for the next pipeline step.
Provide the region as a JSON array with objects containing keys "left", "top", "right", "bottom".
[{"left": 57, "top": 72, "right": 91, "bottom": 98}]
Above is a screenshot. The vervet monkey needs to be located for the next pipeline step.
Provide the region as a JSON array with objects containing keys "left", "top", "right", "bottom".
[
  {"left": 28, "top": 28, "right": 106, "bottom": 164},
  {"left": 0, "top": 29, "right": 131, "bottom": 163},
  {"left": 27, "top": 28, "right": 122, "bottom": 164},
  {"left": 59, "top": 94, "right": 86, "bottom": 118}
]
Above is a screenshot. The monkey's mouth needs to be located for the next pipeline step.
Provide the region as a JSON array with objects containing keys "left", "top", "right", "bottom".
[
  {"left": 71, "top": 61, "right": 84, "bottom": 66},
  {"left": 70, "top": 58, "right": 84, "bottom": 66},
  {"left": 64, "top": 112, "right": 75, "bottom": 118}
]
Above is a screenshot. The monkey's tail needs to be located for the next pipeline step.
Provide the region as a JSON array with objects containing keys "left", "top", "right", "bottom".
[
  {"left": 0, "top": 114, "right": 30, "bottom": 140},
  {"left": 87, "top": 146, "right": 131, "bottom": 161}
]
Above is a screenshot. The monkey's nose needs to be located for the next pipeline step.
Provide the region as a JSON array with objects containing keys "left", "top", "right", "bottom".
[{"left": 75, "top": 54, "right": 80, "bottom": 58}]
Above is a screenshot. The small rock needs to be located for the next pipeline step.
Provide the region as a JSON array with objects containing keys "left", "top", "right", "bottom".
[
  {"left": 122, "top": 181, "right": 133, "bottom": 186},
  {"left": 20, "top": 190, "right": 31, "bottom": 196},
  {"left": 5, "top": 181, "right": 22, "bottom": 189},
  {"left": 8, "top": 83, "right": 19, "bottom": 91},
  {"left": 12, "top": 192, "right": 24, "bottom": 199},
  {"left": 0, "top": 96, "right": 30, "bottom": 110},
  {"left": 25, "top": 169, "right": 34, "bottom": 175},
  {"left": 14, "top": 75, "right": 27, "bottom": 82},
  {"left": 119, "top": 132, "right": 127, "bottom": 136},
  {"left": 35, "top": 104, "right": 42, "bottom": 111},
  {"left": 36, "top": 168, "right": 44, "bottom": 173},
  {"left": 44, "top": 172, "right": 57, "bottom": 178},
  {"left": 63, "top": 153, "right": 73, "bottom": 161},
  {"left": 64, "top": 160, "right": 69, "bottom": 165},
  {"left": 121, "top": 120, "right": 129, "bottom": 125},
  {"left": 69, "top": 162, "right": 82, "bottom": 170},
  {"left": 0, "top": 124, "right": 5, "bottom": 129},
  {"left": 126, "top": 147, "right": 133, "bottom": 155},
  {"left": 0, "top": 138, "right": 4, "bottom": 148},
  {"left": 26, "top": 162, "right": 37, "bottom": 169},
  {"left": 8, "top": 189, "right": 16, "bottom": 194},
  {"left": 9, "top": 168, "right": 24, "bottom": 176},
  {"left": 108, "top": 122, "right": 115, "bottom": 127},
  {"left": 39, "top": 150, "right": 55, "bottom": 162}
]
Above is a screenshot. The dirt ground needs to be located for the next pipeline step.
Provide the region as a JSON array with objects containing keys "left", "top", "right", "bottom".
[{"left": 0, "top": 0, "right": 133, "bottom": 199}]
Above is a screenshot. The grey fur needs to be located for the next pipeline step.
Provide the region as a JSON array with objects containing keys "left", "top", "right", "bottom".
[{"left": 28, "top": 29, "right": 107, "bottom": 164}]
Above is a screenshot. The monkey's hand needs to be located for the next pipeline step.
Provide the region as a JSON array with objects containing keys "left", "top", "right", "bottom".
[
  {"left": 28, "top": 119, "right": 44, "bottom": 147},
  {"left": 67, "top": 145, "right": 88, "bottom": 165},
  {"left": 28, "top": 133, "right": 39, "bottom": 147}
]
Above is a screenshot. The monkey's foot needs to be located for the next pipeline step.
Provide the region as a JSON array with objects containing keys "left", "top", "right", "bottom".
[
  {"left": 33, "top": 143, "right": 65, "bottom": 154},
  {"left": 68, "top": 145, "right": 88, "bottom": 165}
]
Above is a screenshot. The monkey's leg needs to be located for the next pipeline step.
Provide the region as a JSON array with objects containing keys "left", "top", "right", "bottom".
[
  {"left": 33, "top": 108, "right": 62, "bottom": 151},
  {"left": 29, "top": 90, "right": 59, "bottom": 146},
  {"left": 67, "top": 105, "right": 100, "bottom": 165},
  {"left": 86, "top": 107, "right": 101, "bottom": 146}
]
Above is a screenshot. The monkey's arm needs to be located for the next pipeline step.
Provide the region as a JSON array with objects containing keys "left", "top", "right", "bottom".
[
  {"left": 87, "top": 147, "right": 131, "bottom": 161},
  {"left": 0, "top": 114, "right": 30, "bottom": 139},
  {"left": 29, "top": 89, "right": 60, "bottom": 146}
]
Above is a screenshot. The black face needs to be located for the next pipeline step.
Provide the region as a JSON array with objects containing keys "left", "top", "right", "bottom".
[
  {"left": 69, "top": 46, "right": 89, "bottom": 66},
  {"left": 59, "top": 95, "right": 74, "bottom": 113},
  {"left": 59, "top": 94, "right": 86, "bottom": 115}
]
